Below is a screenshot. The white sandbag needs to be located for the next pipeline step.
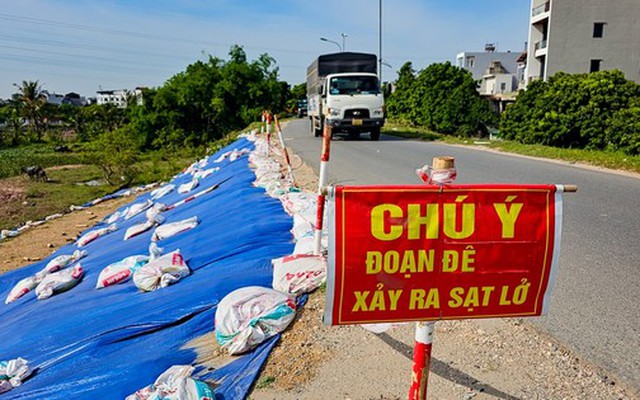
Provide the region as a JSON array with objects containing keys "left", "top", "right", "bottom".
[
  {"left": 1, "top": 229, "right": 19, "bottom": 239},
  {"left": 193, "top": 167, "right": 218, "bottom": 180},
  {"left": 133, "top": 251, "right": 190, "bottom": 292},
  {"left": 272, "top": 254, "right": 326, "bottom": 295},
  {"left": 76, "top": 224, "right": 117, "bottom": 247},
  {"left": 152, "top": 217, "right": 199, "bottom": 242},
  {"left": 45, "top": 213, "right": 63, "bottom": 221},
  {"left": 291, "top": 213, "right": 314, "bottom": 241},
  {"left": 150, "top": 184, "right": 175, "bottom": 200},
  {"left": 39, "top": 250, "right": 88, "bottom": 275},
  {"left": 124, "top": 221, "right": 155, "bottom": 240},
  {"left": 125, "top": 365, "right": 214, "bottom": 400},
  {"left": 215, "top": 286, "right": 296, "bottom": 355},
  {"left": 35, "top": 264, "right": 84, "bottom": 300},
  {"left": 96, "top": 255, "right": 150, "bottom": 289},
  {"left": 178, "top": 179, "right": 199, "bottom": 194},
  {"left": 0, "top": 358, "right": 31, "bottom": 393},
  {"left": 124, "top": 200, "right": 153, "bottom": 220},
  {"left": 5, "top": 276, "right": 41, "bottom": 304},
  {"left": 281, "top": 192, "right": 317, "bottom": 216},
  {"left": 105, "top": 210, "right": 124, "bottom": 225}
]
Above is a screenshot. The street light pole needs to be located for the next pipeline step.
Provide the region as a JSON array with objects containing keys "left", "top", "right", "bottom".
[
  {"left": 379, "top": 0, "right": 382, "bottom": 82},
  {"left": 320, "top": 37, "right": 342, "bottom": 52},
  {"left": 341, "top": 33, "right": 348, "bottom": 52}
]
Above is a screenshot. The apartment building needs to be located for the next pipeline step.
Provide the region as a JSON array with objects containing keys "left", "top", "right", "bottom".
[{"left": 525, "top": 0, "right": 640, "bottom": 84}]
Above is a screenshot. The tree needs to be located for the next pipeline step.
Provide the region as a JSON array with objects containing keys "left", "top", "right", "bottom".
[
  {"left": 14, "top": 80, "right": 48, "bottom": 141},
  {"left": 0, "top": 105, "right": 25, "bottom": 146},
  {"left": 501, "top": 70, "right": 640, "bottom": 153},
  {"left": 128, "top": 45, "right": 288, "bottom": 149},
  {"left": 386, "top": 62, "right": 498, "bottom": 135},
  {"left": 86, "top": 124, "right": 141, "bottom": 186},
  {"left": 386, "top": 62, "right": 416, "bottom": 122}
]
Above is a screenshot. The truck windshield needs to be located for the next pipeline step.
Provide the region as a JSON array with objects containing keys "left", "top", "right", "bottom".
[{"left": 329, "top": 76, "right": 380, "bottom": 95}]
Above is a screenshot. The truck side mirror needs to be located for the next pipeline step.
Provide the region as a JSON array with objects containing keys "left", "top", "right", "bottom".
[{"left": 318, "top": 84, "right": 324, "bottom": 95}]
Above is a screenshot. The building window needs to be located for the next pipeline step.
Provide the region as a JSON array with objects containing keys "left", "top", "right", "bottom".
[
  {"left": 467, "top": 56, "right": 475, "bottom": 68},
  {"left": 500, "top": 82, "right": 507, "bottom": 93},
  {"left": 593, "top": 22, "right": 605, "bottom": 38},
  {"left": 590, "top": 59, "right": 602, "bottom": 72}
]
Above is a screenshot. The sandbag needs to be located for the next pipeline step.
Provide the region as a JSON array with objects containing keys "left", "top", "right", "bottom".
[
  {"left": 5, "top": 276, "right": 41, "bottom": 304},
  {"left": 126, "top": 365, "right": 214, "bottom": 400},
  {"left": 39, "top": 250, "right": 88, "bottom": 276},
  {"left": 133, "top": 251, "right": 190, "bottom": 292},
  {"left": 124, "top": 200, "right": 153, "bottom": 220},
  {"left": 291, "top": 213, "right": 314, "bottom": 241},
  {"left": 215, "top": 286, "right": 296, "bottom": 355},
  {"left": 0, "top": 358, "right": 31, "bottom": 394},
  {"left": 272, "top": 254, "right": 326, "bottom": 296},
  {"left": 35, "top": 264, "right": 84, "bottom": 300},
  {"left": 124, "top": 213, "right": 165, "bottom": 240},
  {"left": 76, "top": 224, "right": 117, "bottom": 247},
  {"left": 104, "top": 210, "right": 124, "bottom": 224},
  {"left": 152, "top": 217, "right": 199, "bottom": 242},
  {"left": 96, "top": 255, "right": 150, "bottom": 289},
  {"left": 178, "top": 179, "right": 199, "bottom": 194},
  {"left": 150, "top": 184, "right": 175, "bottom": 200}
]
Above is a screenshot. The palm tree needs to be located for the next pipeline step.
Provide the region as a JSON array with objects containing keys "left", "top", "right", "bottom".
[{"left": 14, "top": 80, "right": 47, "bottom": 141}]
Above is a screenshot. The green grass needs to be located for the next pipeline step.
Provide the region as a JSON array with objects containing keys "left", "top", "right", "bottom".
[
  {"left": 0, "top": 129, "right": 260, "bottom": 230},
  {"left": 0, "top": 144, "right": 85, "bottom": 179},
  {"left": 383, "top": 121, "right": 640, "bottom": 174},
  {"left": 0, "top": 165, "right": 119, "bottom": 230},
  {"left": 381, "top": 121, "right": 442, "bottom": 141},
  {"left": 255, "top": 376, "right": 276, "bottom": 389}
]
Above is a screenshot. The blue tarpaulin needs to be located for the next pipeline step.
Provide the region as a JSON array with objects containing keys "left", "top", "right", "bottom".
[{"left": 0, "top": 138, "right": 294, "bottom": 399}]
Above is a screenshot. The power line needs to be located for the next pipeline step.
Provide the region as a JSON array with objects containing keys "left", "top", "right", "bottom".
[
  {"left": 0, "top": 12, "right": 317, "bottom": 56},
  {"left": 0, "top": 45, "right": 177, "bottom": 71}
]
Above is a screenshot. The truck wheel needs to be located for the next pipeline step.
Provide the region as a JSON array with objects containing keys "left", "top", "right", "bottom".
[{"left": 370, "top": 128, "right": 380, "bottom": 141}]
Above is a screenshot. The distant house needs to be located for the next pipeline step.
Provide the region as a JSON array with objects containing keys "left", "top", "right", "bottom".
[
  {"left": 96, "top": 88, "right": 144, "bottom": 108},
  {"left": 456, "top": 44, "right": 521, "bottom": 95},
  {"left": 456, "top": 44, "right": 525, "bottom": 113},
  {"left": 62, "top": 92, "right": 88, "bottom": 107},
  {"left": 43, "top": 91, "right": 65, "bottom": 106}
]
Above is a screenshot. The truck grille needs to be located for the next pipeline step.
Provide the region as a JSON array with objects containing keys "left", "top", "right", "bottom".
[{"left": 344, "top": 109, "right": 370, "bottom": 119}]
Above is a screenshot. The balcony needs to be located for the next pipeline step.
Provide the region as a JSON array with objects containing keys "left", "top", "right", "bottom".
[
  {"left": 534, "top": 39, "right": 547, "bottom": 51},
  {"left": 531, "top": 1, "right": 550, "bottom": 23},
  {"left": 532, "top": 1, "right": 550, "bottom": 16}
]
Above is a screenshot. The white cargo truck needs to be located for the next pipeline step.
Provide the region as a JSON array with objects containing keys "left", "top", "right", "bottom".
[{"left": 306, "top": 52, "right": 385, "bottom": 140}]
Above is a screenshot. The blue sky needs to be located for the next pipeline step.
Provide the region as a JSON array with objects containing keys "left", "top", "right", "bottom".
[{"left": 0, "top": 0, "right": 530, "bottom": 99}]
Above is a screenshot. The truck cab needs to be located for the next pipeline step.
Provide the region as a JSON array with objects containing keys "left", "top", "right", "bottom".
[{"left": 322, "top": 73, "right": 385, "bottom": 140}]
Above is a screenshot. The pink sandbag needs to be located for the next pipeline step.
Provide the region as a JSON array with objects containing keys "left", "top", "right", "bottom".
[
  {"left": 76, "top": 224, "right": 117, "bottom": 247},
  {"left": 35, "top": 264, "right": 84, "bottom": 300},
  {"left": 96, "top": 255, "right": 150, "bottom": 289},
  {"left": 272, "top": 254, "right": 326, "bottom": 295}
]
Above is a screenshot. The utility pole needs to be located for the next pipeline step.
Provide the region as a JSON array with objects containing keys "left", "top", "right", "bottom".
[{"left": 379, "top": 0, "right": 382, "bottom": 83}]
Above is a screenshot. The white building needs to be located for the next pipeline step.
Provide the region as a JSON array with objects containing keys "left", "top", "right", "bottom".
[
  {"left": 525, "top": 0, "right": 640, "bottom": 84},
  {"left": 456, "top": 45, "right": 522, "bottom": 95},
  {"left": 96, "top": 88, "right": 143, "bottom": 108}
]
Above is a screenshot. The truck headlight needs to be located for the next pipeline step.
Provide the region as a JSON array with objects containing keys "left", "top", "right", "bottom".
[
  {"left": 328, "top": 108, "right": 341, "bottom": 117},
  {"left": 372, "top": 107, "right": 384, "bottom": 117}
]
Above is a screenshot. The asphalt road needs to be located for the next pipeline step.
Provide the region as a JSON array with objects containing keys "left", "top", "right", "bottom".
[{"left": 281, "top": 118, "right": 640, "bottom": 392}]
